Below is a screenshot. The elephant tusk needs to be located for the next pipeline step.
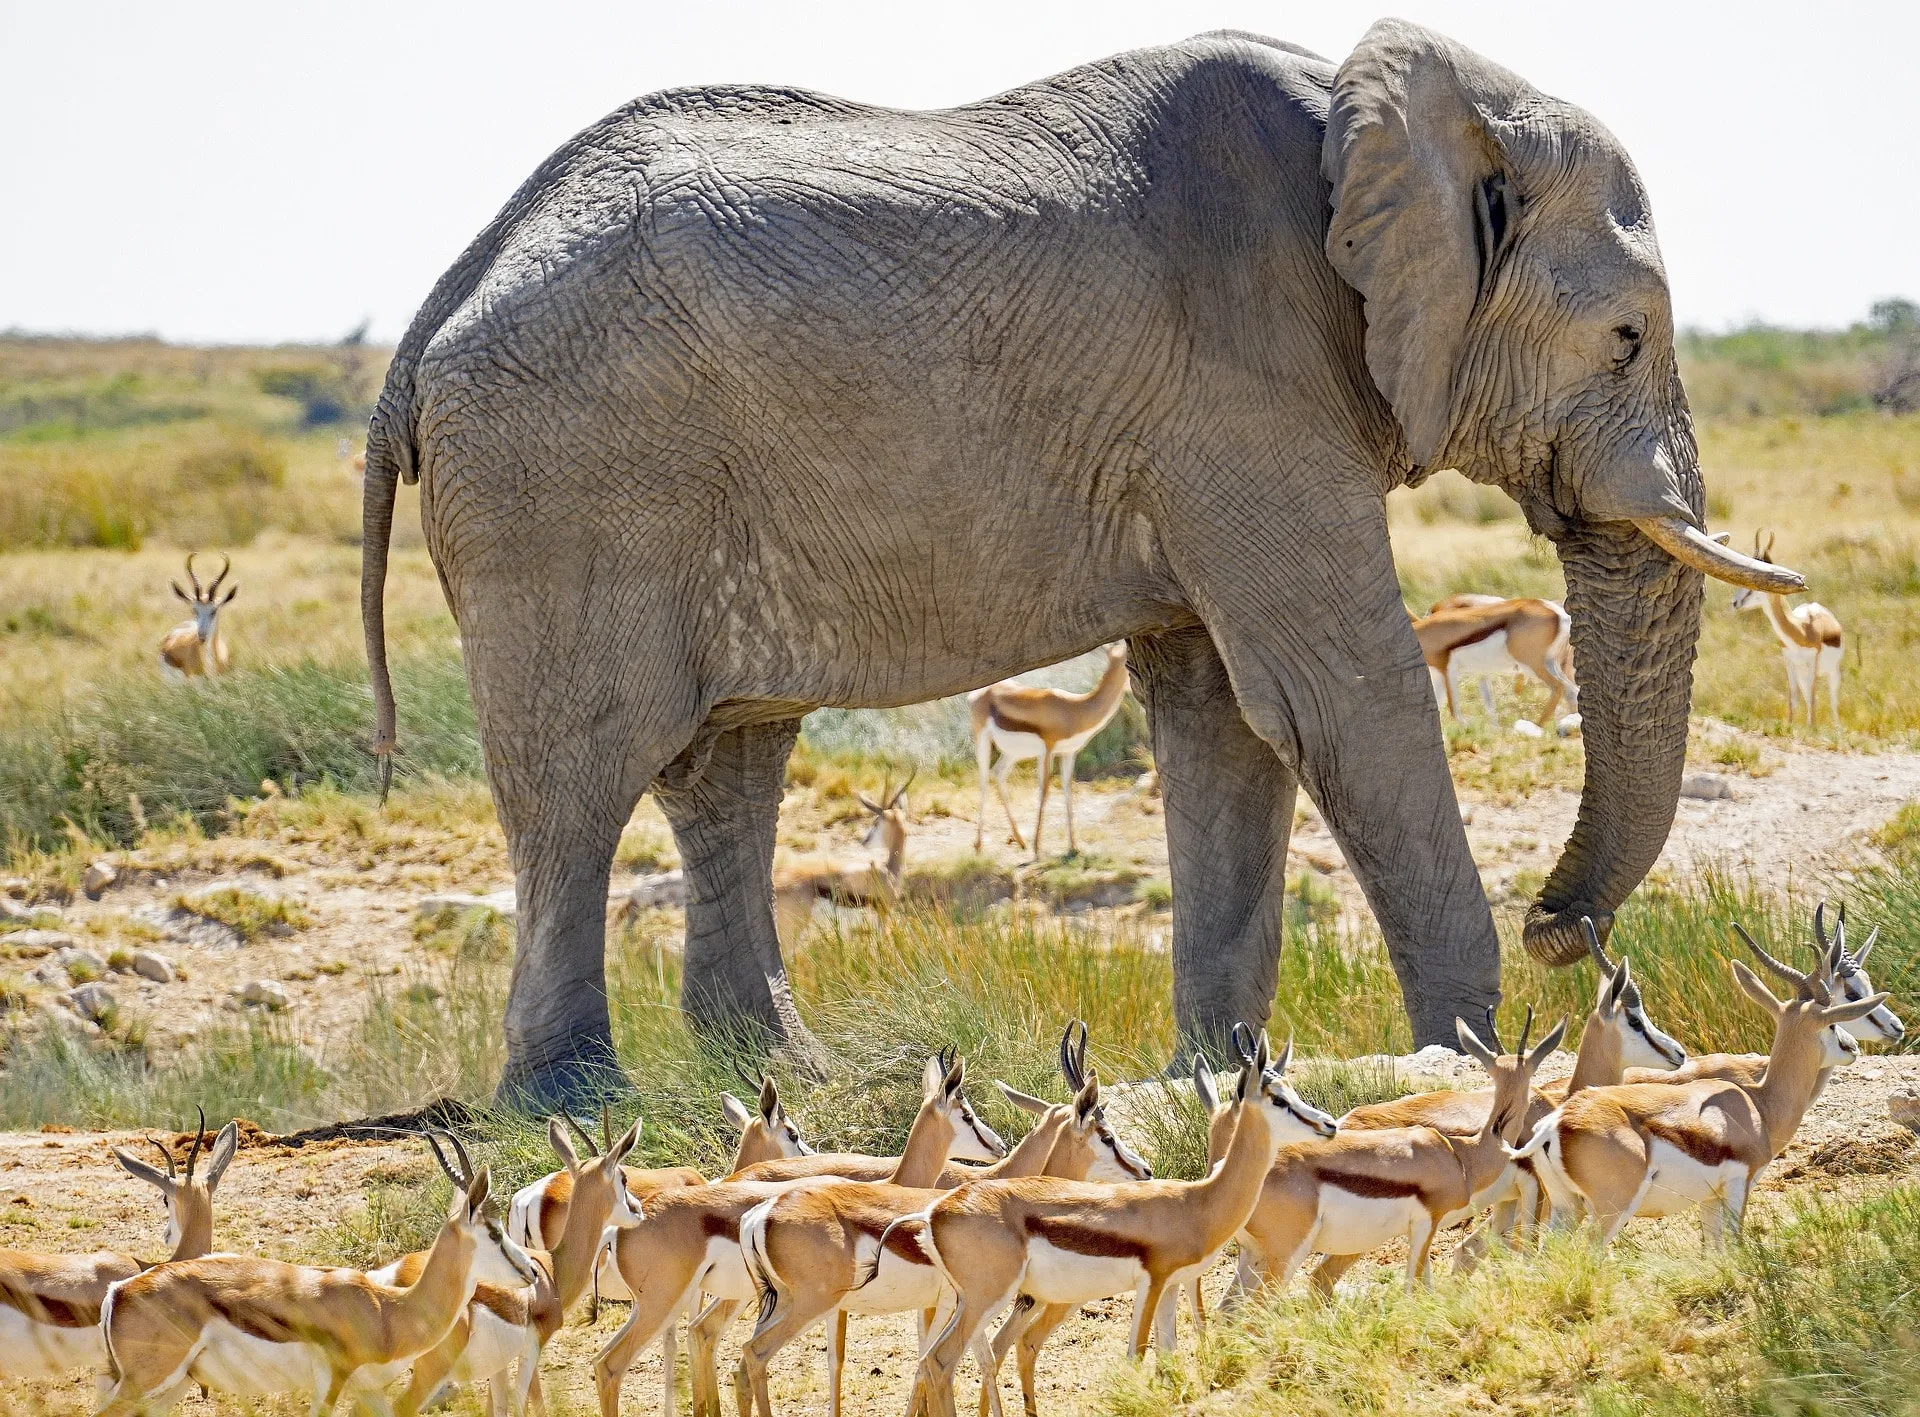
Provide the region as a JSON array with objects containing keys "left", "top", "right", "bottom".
[{"left": 1633, "top": 517, "right": 1806, "bottom": 594}]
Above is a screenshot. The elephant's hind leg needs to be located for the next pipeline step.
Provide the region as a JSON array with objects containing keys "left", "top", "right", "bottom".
[{"left": 656, "top": 719, "right": 818, "bottom": 1058}]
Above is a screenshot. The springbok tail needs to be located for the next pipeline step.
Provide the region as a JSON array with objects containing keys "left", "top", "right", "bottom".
[
  {"left": 740, "top": 1196, "right": 782, "bottom": 1329},
  {"left": 855, "top": 1209, "right": 932, "bottom": 1292}
]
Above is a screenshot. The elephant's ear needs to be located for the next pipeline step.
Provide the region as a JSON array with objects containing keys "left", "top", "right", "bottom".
[{"left": 1323, "top": 21, "right": 1535, "bottom": 468}]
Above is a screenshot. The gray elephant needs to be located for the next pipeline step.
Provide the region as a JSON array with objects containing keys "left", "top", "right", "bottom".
[{"left": 363, "top": 20, "right": 1799, "bottom": 1105}]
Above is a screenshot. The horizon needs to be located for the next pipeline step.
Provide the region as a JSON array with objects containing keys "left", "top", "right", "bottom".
[{"left": 5, "top": 1, "right": 1915, "bottom": 344}]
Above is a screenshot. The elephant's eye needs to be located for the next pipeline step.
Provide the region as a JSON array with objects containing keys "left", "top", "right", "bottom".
[{"left": 1611, "top": 323, "right": 1644, "bottom": 370}]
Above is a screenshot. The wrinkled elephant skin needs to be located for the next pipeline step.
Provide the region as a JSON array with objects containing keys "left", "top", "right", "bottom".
[{"left": 364, "top": 22, "right": 1757, "bottom": 1108}]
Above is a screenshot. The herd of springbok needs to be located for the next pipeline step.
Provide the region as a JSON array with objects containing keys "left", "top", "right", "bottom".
[{"left": 1, "top": 906, "right": 1899, "bottom": 1416}]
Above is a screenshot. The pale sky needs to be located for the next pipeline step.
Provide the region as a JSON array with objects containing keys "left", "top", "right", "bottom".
[{"left": 4, "top": 1, "right": 1914, "bottom": 344}]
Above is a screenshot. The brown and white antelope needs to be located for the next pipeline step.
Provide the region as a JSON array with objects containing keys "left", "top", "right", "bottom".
[
  {"left": 909, "top": 1032, "right": 1336, "bottom": 1417},
  {"left": 774, "top": 775, "right": 914, "bottom": 945},
  {"left": 1217, "top": 1012, "right": 1563, "bottom": 1303},
  {"left": 97, "top": 1133, "right": 539, "bottom": 1417},
  {"left": 383, "top": 1121, "right": 645, "bottom": 1417},
  {"left": 157, "top": 554, "right": 237, "bottom": 680},
  {"left": 970, "top": 643, "right": 1128, "bottom": 859},
  {"left": 733, "top": 1026, "right": 1151, "bottom": 1417},
  {"left": 592, "top": 1051, "right": 1007, "bottom": 1417},
  {"left": 1412, "top": 597, "right": 1578, "bottom": 725},
  {"left": 1512, "top": 927, "right": 1888, "bottom": 1248},
  {"left": 1731, "top": 532, "right": 1844, "bottom": 729},
  {"left": 0, "top": 1115, "right": 237, "bottom": 1381}
]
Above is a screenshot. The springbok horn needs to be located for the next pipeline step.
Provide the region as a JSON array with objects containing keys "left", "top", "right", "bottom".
[
  {"left": 1582, "top": 915, "right": 1614, "bottom": 974},
  {"left": 889, "top": 770, "right": 918, "bottom": 811},
  {"left": 424, "top": 1131, "right": 463, "bottom": 1187},
  {"left": 1813, "top": 901, "right": 1834, "bottom": 957},
  {"left": 562, "top": 1112, "right": 600, "bottom": 1158},
  {"left": 184, "top": 553, "right": 203, "bottom": 598},
  {"left": 1634, "top": 517, "right": 1805, "bottom": 594},
  {"left": 601, "top": 1103, "right": 614, "bottom": 1157},
  {"left": 184, "top": 1107, "right": 206, "bottom": 1182},
  {"left": 1058, "top": 1022, "right": 1081, "bottom": 1090},
  {"left": 1483, "top": 1005, "right": 1506, "bottom": 1057},
  {"left": 855, "top": 792, "right": 882, "bottom": 814},
  {"left": 205, "top": 554, "right": 232, "bottom": 598},
  {"left": 1515, "top": 1004, "right": 1534, "bottom": 1059},
  {"left": 1072, "top": 1019, "right": 1088, "bottom": 1085},
  {"left": 147, "top": 1136, "right": 177, "bottom": 1180},
  {"left": 1231, "top": 1021, "right": 1258, "bottom": 1068},
  {"left": 1731, "top": 921, "right": 1811, "bottom": 995},
  {"left": 445, "top": 1129, "right": 476, "bottom": 1184}
]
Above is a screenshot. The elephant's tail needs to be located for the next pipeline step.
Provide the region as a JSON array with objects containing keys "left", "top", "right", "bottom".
[{"left": 361, "top": 400, "right": 406, "bottom": 804}]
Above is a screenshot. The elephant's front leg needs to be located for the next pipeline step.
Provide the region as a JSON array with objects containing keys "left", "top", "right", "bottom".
[
  {"left": 1129, "top": 626, "right": 1298, "bottom": 1063},
  {"left": 655, "top": 718, "right": 818, "bottom": 1055}
]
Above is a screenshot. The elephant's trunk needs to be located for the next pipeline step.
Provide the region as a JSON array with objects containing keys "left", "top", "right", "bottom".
[{"left": 1523, "top": 520, "right": 1703, "bottom": 964}]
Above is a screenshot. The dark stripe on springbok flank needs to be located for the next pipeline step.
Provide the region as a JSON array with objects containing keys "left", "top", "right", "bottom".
[
  {"left": 1316, "top": 1169, "right": 1424, "bottom": 1201},
  {"left": 701, "top": 1212, "right": 742, "bottom": 1242},
  {"left": 988, "top": 703, "right": 1052, "bottom": 739},
  {"left": 1821, "top": 631, "right": 1843, "bottom": 648},
  {"left": 1433, "top": 618, "right": 1509, "bottom": 653},
  {"left": 1027, "top": 1216, "right": 1149, "bottom": 1262},
  {"left": 861, "top": 1216, "right": 932, "bottom": 1265},
  {"left": 0, "top": 1285, "right": 99, "bottom": 1328},
  {"left": 1643, "top": 1118, "right": 1739, "bottom": 1169}
]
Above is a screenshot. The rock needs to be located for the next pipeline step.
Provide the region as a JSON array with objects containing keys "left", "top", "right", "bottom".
[
  {"left": 1556, "top": 713, "right": 1583, "bottom": 737},
  {"left": 4, "top": 930, "right": 74, "bottom": 958},
  {"left": 131, "top": 903, "right": 243, "bottom": 951},
  {"left": 1129, "top": 771, "right": 1160, "bottom": 798},
  {"left": 627, "top": 872, "right": 688, "bottom": 910},
  {"left": 416, "top": 888, "right": 519, "bottom": 922},
  {"left": 240, "top": 979, "right": 290, "bottom": 1011},
  {"left": 83, "top": 860, "right": 117, "bottom": 899},
  {"left": 0, "top": 895, "right": 29, "bottom": 923},
  {"left": 1510, "top": 719, "right": 1545, "bottom": 739},
  {"left": 1, "top": 879, "right": 26, "bottom": 899},
  {"left": 66, "top": 982, "right": 116, "bottom": 1023},
  {"left": 1680, "top": 773, "right": 1735, "bottom": 801},
  {"left": 1459, "top": 805, "right": 1475, "bottom": 826},
  {"left": 56, "top": 946, "right": 107, "bottom": 980},
  {"left": 1891, "top": 1090, "right": 1920, "bottom": 1133},
  {"left": 131, "top": 950, "right": 176, "bottom": 984}
]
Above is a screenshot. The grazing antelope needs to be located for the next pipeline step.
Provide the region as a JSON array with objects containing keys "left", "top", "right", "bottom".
[
  {"left": 1512, "top": 926, "right": 1888, "bottom": 1248},
  {"left": 1412, "top": 598, "right": 1578, "bottom": 725},
  {"left": 970, "top": 643, "right": 1128, "bottom": 859},
  {"left": 1731, "top": 532, "right": 1844, "bottom": 728},
  {"left": 774, "top": 775, "right": 914, "bottom": 945},
  {"left": 157, "top": 554, "right": 237, "bottom": 680},
  {"left": 0, "top": 1115, "right": 237, "bottom": 1380},
  {"left": 734, "top": 1026, "right": 1151, "bottom": 1417},
  {"left": 385, "top": 1121, "right": 645, "bottom": 1417},
  {"left": 593, "top": 1050, "right": 1006, "bottom": 1417},
  {"left": 97, "top": 1133, "right": 539, "bottom": 1417},
  {"left": 1216, "top": 1012, "right": 1563, "bottom": 1305},
  {"left": 909, "top": 1032, "right": 1336, "bottom": 1417}
]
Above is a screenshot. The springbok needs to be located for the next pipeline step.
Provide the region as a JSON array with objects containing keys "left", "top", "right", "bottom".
[
  {"left": 592, "top": 1050, "right": 1007, "bottom": 1417},
  {"left": 970, "top": 643, "right": 1128, "bottom": 859},
  {"left": 1731, "top": 532, "right": 1844, "bottom": 728},
  {"left": 1211, "top": 1012, "right": 1562, "bottom": 1304},
  {"left": 1411, "top": 598, "right": 1578, "bottom": 725},
  {"left": 1511, "top": 926, "right": 1888, "bottom": 1248},
  {"left": 908, "top": 1032, "right": 1336, "bottom": 1417},
  {"left": 382, "top": 1122, "right": 645, "bottom": 1417},
  {"left": 157, "top": 554, "right": 237, "bottom": 680},
  {"left": 97, "top": 1133, "right": 540, "bottom": 1417},
  {"left": 774, "top": 774, "right": 914, "bottom": 945},
  {"left": 0, "top": 1115, "right": 237, "bottom": 1380},
  {"left": 734, "top": 1027, "right": 1151, "bottom": 1417}
]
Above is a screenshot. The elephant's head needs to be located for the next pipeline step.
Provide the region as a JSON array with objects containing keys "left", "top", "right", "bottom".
[{"left": 1323, "top": 20, "right": 1804, "bottom": 965}]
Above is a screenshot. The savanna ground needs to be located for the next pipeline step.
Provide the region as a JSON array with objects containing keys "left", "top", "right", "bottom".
[{"left": 3, "top": 310, "right": 1920, "bottom": 1415}]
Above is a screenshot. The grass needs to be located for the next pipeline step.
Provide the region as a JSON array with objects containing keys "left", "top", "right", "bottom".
[
  {"left": 173, "top": 884, "right": 311, "bottom": 942},
  {"left": 1105, "top": 1183, "right": 1920, "bottom": 1416}
]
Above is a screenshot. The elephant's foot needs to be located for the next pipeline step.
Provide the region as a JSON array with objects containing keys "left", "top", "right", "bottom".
[{"left": 495, "top": 1027, "right": 628, "bottom": 1112}]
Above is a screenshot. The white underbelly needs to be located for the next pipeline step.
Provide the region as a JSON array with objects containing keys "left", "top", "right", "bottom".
[
  {"left": 985, "top": 727, "right": 1047, "bottom": 764},
  {"left": 1311, "top": 1192, "right": 1424, "bottom": 1257},
  {"left": 597, "top": 1242, "right": 635, "bottom": 1302},
  {"left": 453, "top": 1307, "right": 528, "bottom": 1381},
  {"left": 0, "top": 1304, "right": 106, "bottom": 1378},
  {"left": 1448, "top": 634, "right": 1520, "bottom": 678},
  {"left": 841, "top": 1248, "right": 941, "bottom": 1314},
  {"left": 190, "top": 1321, "right": 330, "bottom": 1397},
  {"left": 1020, "top": 1240, "right": 1142, "bottom": 1307},
  {"left": 1633, "top": 1142, "right": 1747, "bottom": 1218},
  {"left": 698, "top": 1238, "right": 754, "bottom": 1302}
]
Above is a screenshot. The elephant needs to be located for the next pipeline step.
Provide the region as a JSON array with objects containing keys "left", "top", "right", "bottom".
[{"left": 362, "top": 20, "right": 1801, "bottom": 1107}]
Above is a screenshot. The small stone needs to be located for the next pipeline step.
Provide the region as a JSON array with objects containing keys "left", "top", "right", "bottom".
[
  {"left": 220, "top": 995, "right": 243, "bottom": 1012},
  {"left": 131, "top": 950, "right": 176, "bottom": 984},
  {"left": 1556, "top": 713, "right": 1583, "bottom": 737},
  {"left": 1510, "top": 719, "right": 1545, "bottom": 739},
  {"left": 66, "top": 982, "right": 116, "bottom": 1023},
  {"left": 56, "top": 946, "right": 108, "bottom": 979},
  {"left": 1890, "top": 1090, "right": 1920, "bottom": 1133},
  {"left": 240, "top": 979, "right": 290, "bottom": 1011},
  {"left": 1680, "top": 773, "right": 1735, "bottom": 801},
  {"left": 83, "top": 861, "right": 117, "bottom": 899},
  {"left": 1129, "top": 771, "right": 1160, "bottom": 798},
  {"left": 0, "top": 895, "right": 29, "bottom": 923},
  {"left": 6, "top": 930, "right": 75, "bottom": 958},
  {"left": 416, "top": 888, "right": 519, "bottom": 921}
]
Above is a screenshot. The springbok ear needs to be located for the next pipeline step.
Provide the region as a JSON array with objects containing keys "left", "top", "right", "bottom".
[
  {"left": 1824, "top": 990, "right": 1892, "bottom": 1026},
  {"left": 922, "top": 1055, "right": 944, "bottom": 1099},
  {"left": 1853, "top": 927, "right": 1878, "bottom": 965},
  {"left": 171, "top": 582, "right": 192, "bottom": 604},
  {"left": 1455, "top": 1017, "right": 1499, "bottom": 1069},
  {"left": 719, "top": 1093, "right": 753, "bottom": 1133},
  {"left": 606, "top": 1117, "right": 642, "bottom": 1168},
  {"left": 548, "top": 1116, "right": 582, "bottom": 1170},
  {"left": 1529, "top": 1017, "right": 1569, "bottom": 1067},
  {"left": 112, "top": 1147, "right": 173, "bottom": 1195},
  {"left": 944, "top": 1055, "right": 967, "bottom": 1097},
  {"left": 1729, "top": 958, "right": 1785, "bottom": 1014},
  {"left": 1324, "top": 20, "right": 1535, "bottom": 466},
  {"left": 1191, "top": 1056, "right": 1220, "bottom": 1113},
  {"left": 219, "top": 585, "right": 238, "bottom": 605},
  {"left": 993, "top": 1081, "right": 1054, "bottom": 1116},
  {"left": 205, "top": 1121, "right": 240, "bottom": 1191},
  {"left": 1073, "top": 1074, "right": 1099, "bottom": 1123},
  {"left": 465, "top": 1165, "right": 492, "bottom": 1214},
  {"left": 1603, "top": 957, "right": 1631, "bottom": 1014},
  {"left": 758, "top": 1076, "right": 780, "bottom": 1123}
]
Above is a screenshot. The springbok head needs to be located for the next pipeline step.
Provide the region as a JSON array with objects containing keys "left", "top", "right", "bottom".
[
  {"left": 1813, "top": 902, "right": 1904, "bottom": 1045},
  {"left": 1730, "top": 533, "right": 1776, "bottom": 612},
  {"left": 172, "top": 554, "right": 237, "bottom": 640},
  {"left": 856, "top": 771, "right": 915, "bottom": 853},
  {"left": 1583, "top": 916, "right": 1687, "bottom": 1070}
]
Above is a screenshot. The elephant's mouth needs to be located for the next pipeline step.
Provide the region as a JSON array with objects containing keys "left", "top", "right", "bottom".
[{"left": 1631, "top": 517, "right": 1804, "bottom": 594}]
